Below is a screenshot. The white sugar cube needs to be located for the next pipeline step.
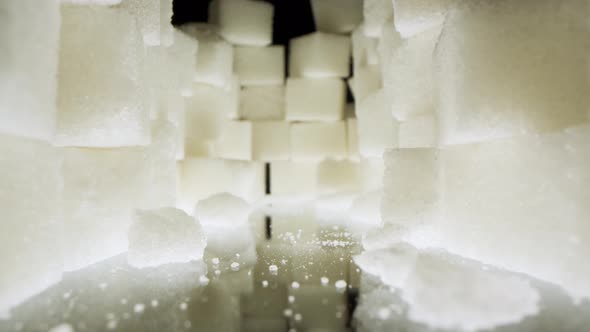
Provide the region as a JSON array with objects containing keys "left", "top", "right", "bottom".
[
  {"left": 55, "top": 6, "right": 149, "bottom": 147},
  {"left": 127, "top": 208, "right": 206, "bottom": 268},
  {"left": 119, "top": 0, "right": 173, "bottom": 46},
  {"left": 317, "top": 160, "right": 362, "bottom": 194},
  {"left": 61, "top": 122, "right": 178, "bottom": 271},
  {"left": 437, "top": 126, "right": 590, "bottom": 301},
  {"left": 363, "top": 0, "right": 394, "bottom": 37},
  {"left": 215, "top": 121, "right": 253, "bottom": 161},
  {"left": 384, "top": 26, "right": 440, "bottom": 122},
  {"left": 392, "top": 0, "right": 462, "bottom": 38},
  {"left": 436, "top": 0, "right": 590, "bottom": 145},
  {"left": 289, "top": 32, "right": 351, "bottom": 78},
  {"left": 310, "top": 0, "right": 363, "bottom": 34},
  {"left": 291, "top": 122, "right": 347, "bottom": 161},
  {"left": 270, "top": 161, "right": 318, "bottom": 197},
  {"left": 194, "top": 193, "right": 251, "bottom": 228},
  {"left": 398, "top": 113, "right": 438, "bottom": 148},
  {"left": 382, "top": 148, "right": 440, "bottom": 230},
  {"left": 179, "top": 158, "right": 265, "bottom": 207},
  {"left": 234, "top": 46, "right": 285, "bottom": 85},
  {"left": 252, "top": 121, "right": 290, "bottom": 161},
  {"left": 0, "top": 0, "right": 59, "bottom": 141},
  {"left": 285, "top": 78, "right": 345, "bottom": 122},
  {"left": 351, "top": 64, "right": 382, "bottom": 102},
  {"left": 346, "top": 118, "right": 360, "bottom": 160},
  {"left": 360, "top": 158, "right": 385, "bottom": 192},
  {"left": 217, "top": 0, "right": 273, "bottom": 46},
  {"left": 356, "top": 90, "right": 398, "bottom": 158},
  {"left": 0, "top": 135, "right": 63, "bottom": 312},
  {"left": 167, "top": 30, "right": 198, "bottom": 97},
  {"left": 352, "top": 24, "right": 379, "bottom": 71},
  {"left": 239, "top": 85, "right": 285, "bottom": 121}
]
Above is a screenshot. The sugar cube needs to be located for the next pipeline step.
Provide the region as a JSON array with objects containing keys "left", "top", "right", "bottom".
[
  {"left": 317, "top": 160, "right": 362, "bottom": 194},
  {"left": 289, "top": 32, "right": 351, "bottom": 78},
  {"left": 351, "top": 64, "right": 382, "bottom": 102},
  {"left": 194, "top": 193, "right": 251, "bottom": 228},
  {"left": 252, "top": 121, "right": 290, "bottom": 161},
  {"left": 352, "top": 24, "right": 380, "bottom": 71},
  {"left": 285, "top": 78, "right": 345, "bottom": 122},
  {"left": 270, "top": 161, "right": 318, "bottom": 197},
  {"left": 119, "top": 0, "right": 173, "bottom": 46},
  {"left": 127, "top": 208, "right": 206, "bottom": 268},
  {"left": 363, "top": 0, "right": 394, "bottom": 37},
  {"left": 356, "top": 90, "right": 399, "bottom": 158},
  {"left": 436, "top": 0, "right": 590, "bottom": 145},
  {"left": 239, "top": 85, "right": 285, "bottom": 121},
  {"left": 217, "top": 0, "right": 274, "bottom": 46},
  {"left": 392, "top": 0, "right": 462, "bottom": 38},
  {"left": 398, "top": 113, "right": 438, "bottom": 148},
  {"left": 0, "top": 0, "right": 59, "bottom": 141},
  {"left": 55, "top": 5, "right": 149, "bottom": 147},
  {"left": 290, "top": 122, "right": 348, "bottom": 161},
  {"left": 215, "top": 121, "right": 253, "bottom": 161},
  {"left": 310, "top": 0, "right": 363, "bottom": 34},
  {"left": 234, "top": 46, "right": 285, "bottom": 85}
]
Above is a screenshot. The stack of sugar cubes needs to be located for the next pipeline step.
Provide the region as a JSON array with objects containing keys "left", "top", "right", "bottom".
[{"left": 355, "top": 0, "right": 590, "bottom": 331}]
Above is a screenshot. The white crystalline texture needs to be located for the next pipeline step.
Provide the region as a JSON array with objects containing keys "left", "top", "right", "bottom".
[
  {"left": 55, "top": 6, "right": 149, "bottom": 147},
  {"left": 363, "top": 0, "right": 394, "bottom": 37},
  {"left": 0, "top": 135, "right": 63, "bottom": 313},
  {"left": 167, "top": 30, "right": 198, "bottom": 97},
  {"left": 179, "top": 158, "right": 265, "bottom": 207},
  {"left": 382, "top": 148, "right": 439, "bottom": 231},
  {"left": 270, "top": 161, "right": 318, "bottom": 196},
  {"left": 392, "top": 0, "right": 462, "bottom": 38},
  {"left": 398, "top": 113, "right": 438, "bottom": 148},
  {"left": 290, "top": 122, "right": 348, "bottom": 161},
  {"left": 355, "top": 246, "right": 540, "bottom": 331},
  {"left": 215, "top": 121, "right": 253, "bottom": 161},
  {"left": 252, "top": 121, "right": 290, "bottom": 161},
  {"left": 119, "top": 0, "right": 173, "bottom": 46},
  {"left": 194, "top": 193, "right": 251, "bottom": 228},
  {"left": 127, "top": 208, "right": 206, "bottom": 268},
  {"left": 217, "top": 0, "right": 274, "bottom": 46},
  {"left": 234, "top": 46, "right": 285, "bottom": 85},
  {"left": 0, "top": 0, "right": 59, "bottom": 141},
  {"left": 348, "top": 190, "right": 382, "bottom": 229},
  {"left": 436, "top": 0, "right": 590, "bottom": 145},
  {"left": 437, "top": 125, "right": 590, "bottom": 301},
  {"left": 384, "top": 27, "right": 440, "bottom": 122},
  {"left": 61, "top": 122, "right": 178, "bottom": 271},
  {"left": 289, "top": 32, "right": 351, "bottom": 78},
  {"left": 310, "top": 0, "right": 362, "bottom": 34},
  {"left": 239, "top": 85, "right": 285, "bottom": 121},
  {"left": 285, "top": 78, "right": 345, "bottom": 122},
  {"left": 356, "top": 90, "right": 398, "bottom": 158}
]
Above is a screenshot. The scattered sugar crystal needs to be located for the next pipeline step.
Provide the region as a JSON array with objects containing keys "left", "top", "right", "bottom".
[
  {"left": 230, "top": 262, "right": 240, "bottom": 271},
  {"left": 289, "top": 32, "right": 351, "bottom": 79},
  {"left": 215, "top": 121, "right": 253, "bottom": 161},
  {"left": 234, "top": 46, "right": 285, "bottom": 85},
  {"left": 290, "top": 122, "right": 348, "bottom": 161},
  {"left": 194, "top": 193, "right": 251, "bottom": 228},
  {"left": 363, "top": 0, "right": 394, "bottom": 37},
  {"left": 0, "top": 135, "right": 63, "bottom": 313},
  {"left": 310, "top": 0, "right": 362, "bottom": 33},
  {"left": 398, "top": 113, "right": 438, "bottom": 148},
  {"left": 56, "top": 5, "right": 149, "bottom": 147},
  {"left": 133, "top": 303, "right": 146, "bottom": 314},
  {"left": 217, "top": 0, "right": 273, "bottom": 46},
  {"left": 321, "top": 277, "right": 329, "bottom": 286},
  {"left": 392, "top": 0, "right": 462, "bottom": 38},
  {"left": 0, "top": 0, "right": 59, "bottom": 141},
  {"left": 239, "top": 85, "right": 285, "bottom": 121},
  {"left": 436, "top": 0, "right": 590, "bottom": 145},
  {"left": 356, "top": 90, "right": 398, "bottom": 158},
  {"left": 252, "top": 121, "right": 290, "bottom": 161},
  {"left": 334, "top": 280, "right": 347, "bottom": 290},
  {"left": 285, "top": 78, "right": 345, "bottom": 122},
  {"left": 385, "top": 26, "right": 440, "bottom": 122},
  {"left": 127, "top": 208, "right": 206, "bottom": 268},
  {"left": 48, "top": 323, "right": 75, "bottom": 332}
]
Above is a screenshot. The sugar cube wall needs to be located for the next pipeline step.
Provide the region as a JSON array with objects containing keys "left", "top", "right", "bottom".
[
  {"left": 56, "top": 5, "right": 149, "bottom": 147},
  {"left": 290, "top": 122, "right": 348, "bottom": 161},
  {"left": 0, "top": 0, "right": 60, "bottom": 141},
  {"left": 239, "top": 85, "right": 285, "bottom": 121},
  {"left": 310, "top": 0, "right": 363, "bottom": 34},
  {"left": 436, "top": 0, "right": 590, "bottom": 145},
  {"left": 285, "top": 78, "right": 345, "bottom": 122},
  {"left": 0, "top": 135, "right": 63, "bottom": 312},
  {"left": 289, "top": 32, "right": 351, "bottom": 79}
]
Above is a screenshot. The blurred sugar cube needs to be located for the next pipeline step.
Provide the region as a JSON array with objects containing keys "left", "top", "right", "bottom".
[
  {"left": 289, "top": 32, "right": 351, "bottom": 78},
  {"left": 363, "top": 0, "right": 394, "bottom": 37},
  {"left": 0, "top": 0, "right": 60, "bottom": 141},
  {"left": 127, "top": 208, "right": 206, "bottom": 268},
  {"left": 290, "top": 122, "right": 348, "bottom": 161},
  {"left": 215, "top": 120, "right": 253, "bottom": 161},
  {"left": 119, "top": 0, "right": 173, "bottom": 46},
  {"left": 270, "top": 161, "right": 318, "bottom": 196},
  {"left": 252, "top": 121, "right": 290, "bottom": 161},
  {"left": 356, "top": 90, "right": 398, "bottom": 158},
  {"left": 346, "top": 118, "right": 360, "bottom": 160},
  {"left": 194, "top": 193, "right": 251, "bottom": 228},
  {"left": 351, "top": 64, "right": 382, "bottom": 102},
  {"left": 317, "top": 160, "right": 362, "bottom": 194},
  {"left": 239, "top": 85, "right": 285, "bottom": 121},
  {"left": 352, "top": 24, "right": 380, "bottom": 72},
  {"left": 234, "top": 46, "right": 285, "bottom": 85},
  {"left": 392, "top": 0, "right": 461, "bottom": 38},
  {"left": 55, "top": 5, "right": 149, "bottom": 147},
  {"left": 310, "top": 0, "right": 363, "bottom": 34},
  {"left": 217, "top": 0, "right": 274, "bottom": 46},
  {"left": 398, "top": 113, "right": 438, "bottom": 148},
  {"left": 285, "top": 78, "right": 345, "bottom": 122}
]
